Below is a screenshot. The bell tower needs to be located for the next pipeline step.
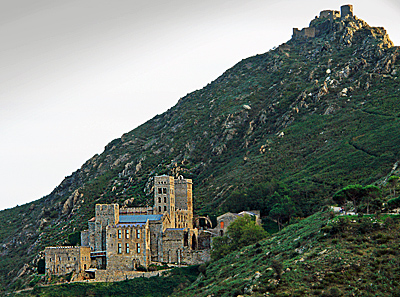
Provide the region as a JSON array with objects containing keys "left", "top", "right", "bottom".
[{"left": 154, "top": 175, "right": 176, "bottom": 226}]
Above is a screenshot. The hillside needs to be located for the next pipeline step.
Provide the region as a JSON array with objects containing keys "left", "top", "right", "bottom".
[
  {"left": 14, "top": 212, "right": 400, "bottom": 296},
  {"left": 1, "top": 8, "right": 400, "bottom": 292},
  {"left": 175, "top": 211, "right": 400, "bottom": 296}
]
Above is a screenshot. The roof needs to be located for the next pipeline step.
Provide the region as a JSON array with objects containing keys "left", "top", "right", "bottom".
[
  {"left": 115, "top": 223, "right": 145, "bottom": 227},
  {"left": 238, "top": 211, "right": 257, "bottom": 216},
  {"left": 165, "top": 228, "right": 186, "bottom": 231},
  {"left": 119, "top": 214, "right": 163, "bottom": 223}
]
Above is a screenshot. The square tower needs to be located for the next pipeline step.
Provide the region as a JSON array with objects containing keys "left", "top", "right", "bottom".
[
  {"left": 341, "top": 5, "right": 353, "bottom": 18},
  {"left": 154, "top": 175, "right": 176, "bottom": 225},
  {"left": 94, "top": 204, "right": 119, "bottom": 251},
  {"left": 174, "top": 176, "right": 193, "bottom": 212}
]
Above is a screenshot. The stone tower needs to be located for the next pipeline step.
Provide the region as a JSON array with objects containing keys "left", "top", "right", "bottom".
[
  {"left": 154, "top": 175, "right": 176, "bottom": 226},
  {"left": 94, "top": 204, "right": 119, "bottom": 251},
  {"left": 341, "top": 4, "right": 353, "bottom": 18},
  {"left": 174, "top": 175, "right": 193, "bottom": 227}
]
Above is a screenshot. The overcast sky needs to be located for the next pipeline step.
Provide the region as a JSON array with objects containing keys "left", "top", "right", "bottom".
[{"left": 1, "top": 0, "right": 399, "bottom": 211}]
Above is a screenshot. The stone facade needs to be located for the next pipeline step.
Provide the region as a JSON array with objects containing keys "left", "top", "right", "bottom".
[
  {"left": 106, "top": 220, "right": 151, "bottom": 270},
  {"left": 45, "top": 246, "right": 91, "bottom": 276},
  {"left": 45, "top": 175, "right": 211, "bottom": 280}
]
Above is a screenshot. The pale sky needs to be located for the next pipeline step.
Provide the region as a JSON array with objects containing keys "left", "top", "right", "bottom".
[{"left": 1, "top": 0, "right": 399, "bottom": 211}]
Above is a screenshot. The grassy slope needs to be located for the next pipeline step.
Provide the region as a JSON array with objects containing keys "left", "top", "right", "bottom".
[{"left": 176, "top": 212, "right": 400, "bottom": 297}]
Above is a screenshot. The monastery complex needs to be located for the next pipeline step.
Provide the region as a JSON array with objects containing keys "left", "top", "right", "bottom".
[{"left": 45, "top": 175, "right": 260, "bottom": 280}]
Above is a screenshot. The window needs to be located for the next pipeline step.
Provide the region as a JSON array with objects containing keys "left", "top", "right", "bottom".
[
  {"left": 137, "top": 229, "right": 141, "bottom": 239},
  {"left": 126, "top": 229, "right": 130, "bottom": 239},
  {"left": 158, "top": 188, "right": 162, "bottom": 194},
  {"left": 137, "top": 243, "right": 141, "bottom": 253},
  {"left": 164, "top": 206, "right": 167, "bottom": 212},
  {"left": 158, "top": 206, "right": 161, "bottom": 212},
  {"left": 158, "top": 197, "right": 161, "bottom": 203},
  {"left": 163, "top": 188, "right": 167, "bottom": 194},
  {"left": 164, "top": 197, "right": 167, "bottom": 203},
  {"left": 118, "top": 243, "right": 122, "bottom": 254},
  {"left": 74, "top": 257, "right": 76, "bottom": 261},
  {"left": 220, "top": 221, "right": 224, "bottom": 229},
  {"left": 126, "top": 243, "right": 130, "bottom": 253},
  {"left": 118, "top": 230, "right": 122, "bottom": 239}
]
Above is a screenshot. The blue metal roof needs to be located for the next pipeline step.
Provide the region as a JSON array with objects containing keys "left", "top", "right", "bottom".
[
  {"left": 119, "top": 214, "right": 163, "bottom": 223},
  {"left": 116, "top": 223, "right": 146, "bottom": 227}
]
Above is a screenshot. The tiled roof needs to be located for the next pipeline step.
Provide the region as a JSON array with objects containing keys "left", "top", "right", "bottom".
[{"left": 119, "top": 214, "right": 163, "bottom": 223}]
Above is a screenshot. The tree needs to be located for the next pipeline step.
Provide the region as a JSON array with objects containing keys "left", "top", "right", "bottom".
[
  {"left": 388, "top": 176, "right": 399, "bottom": 197},
  {"left": 211, "top": 215, "right": 268, "bottom": 261},
  {"left": 362, "top": 185, "right": 382, "bottom": 214},
  {"left": 332, "top": 184, "right": 365, "bottom": 213},
  {"left": 269, "top": 195, "right": 296, "bottom": 231}
]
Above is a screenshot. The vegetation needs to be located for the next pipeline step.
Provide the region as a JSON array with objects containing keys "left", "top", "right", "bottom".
[
  {"left": 211, "top": 214, "right": 268, "bottom": 261},
  {"left": 176, "top": 211, "right": 400, "bottom": 296}
]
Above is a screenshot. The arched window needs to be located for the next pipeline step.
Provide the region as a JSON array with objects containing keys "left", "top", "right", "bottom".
[
  {"left": 159, "top": 206, "right": 161, "bottom": 212},
  {"left": 164, "top": 197, "right": 167, "bottom": 203},
  {"left": 164, "top": 206, "right": 167, "bottom": 212},
  {"left": 220, "top": 221, "right": 224, "bottom": 229},
  {"left": 158, "top": 197, "right": 161, "bottom": 203}
]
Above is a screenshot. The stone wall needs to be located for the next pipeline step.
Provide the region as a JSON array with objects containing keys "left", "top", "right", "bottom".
[
  {"left": 182, "top": 249, "right": 211, "bottom": 265},
  {"left": 320, "top": 10, "right": 340, "bottom": 19},
  {"left": 91, "top": 269, "right": 161, "bottom": 282},
  {"left": 162, "top": 229, "right": 187, "bottom": 263},
  {"left": 120, "top": 207, "right": 153, "bottom": 215},
  {"left": 215, "top": 212, "right": 239, "bottom": 236},
  {"left": 149, "top": 220, "right": 163, "bottom": 262},
  {"left": 94, "top": 204, "right": 119, "bottom": 252},
  {"left": 292, "top": 27, "right": 316, "bottom": 39},
  {"left": 45, "top": 246, "right": 91, "bottom": 275},
  {"left": 106, "top": 222, "right": 150, "bottom": 270},
  {"left": 81, "top": 230, "right": 89, "bottom": 247}
]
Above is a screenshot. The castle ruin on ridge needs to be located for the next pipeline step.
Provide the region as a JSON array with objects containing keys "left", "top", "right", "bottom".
[
  {"left": 45, "top": 175, "right": 211, "bottom": 280},
  {"left": 292, "top": 4, "right": 354, "bottom": 39}
]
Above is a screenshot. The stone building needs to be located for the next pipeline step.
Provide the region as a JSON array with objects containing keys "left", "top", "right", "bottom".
[
  {"left": 45, "top": 246, "right": 91, "bottom": 276},
  {"left": 214, "top": 210, "right": 261, "bottom": 236},
  {"left": 44, "top": 175, "right": 211, "bottom": 279}
]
